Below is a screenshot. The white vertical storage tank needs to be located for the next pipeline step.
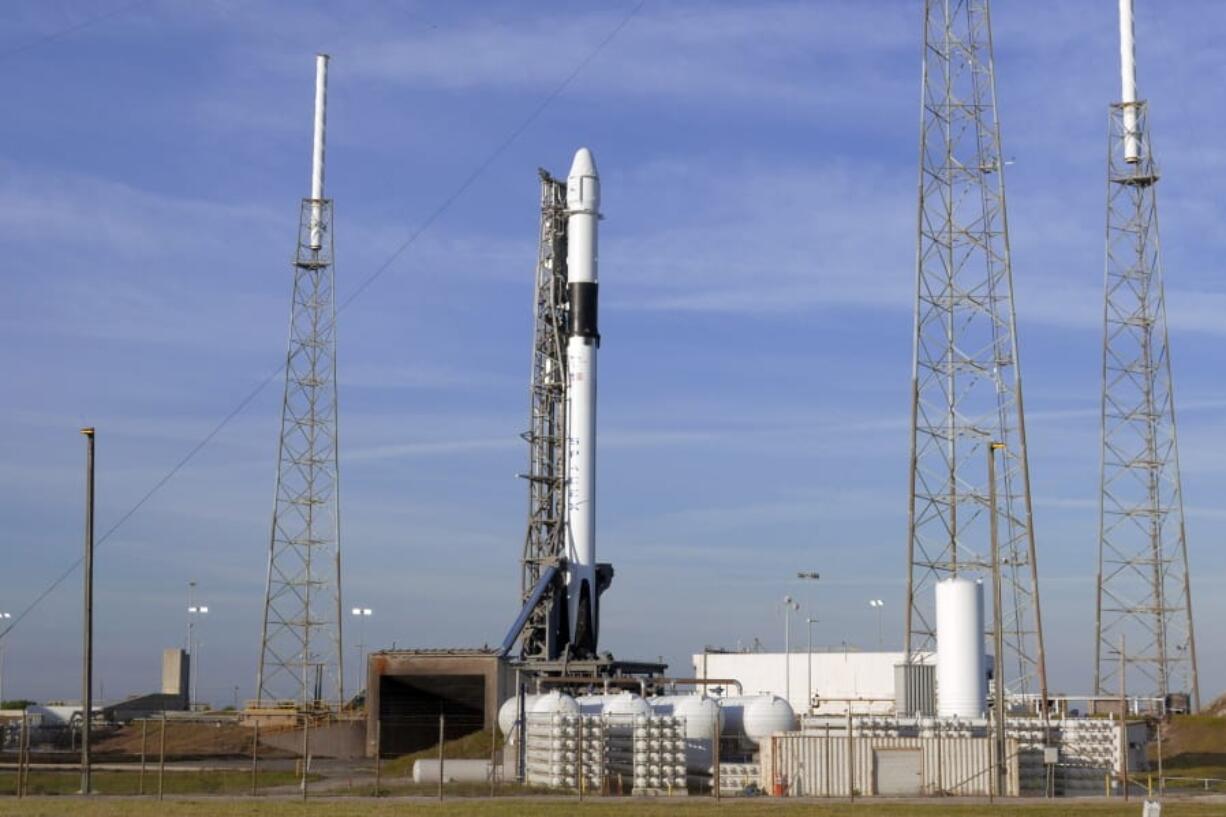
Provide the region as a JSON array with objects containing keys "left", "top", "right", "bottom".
[{"left": 935, "top": 577, "right": 986, "bottom": 718}]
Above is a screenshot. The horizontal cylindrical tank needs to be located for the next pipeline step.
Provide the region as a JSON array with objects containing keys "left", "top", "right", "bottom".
[
  {"left": 718, "top": 695, "right": 797, "bottom": 746},
  {"left": 412, "top": 758, "right": 494, "bottom": 784},
  {"left": 497, "top": 694, "right": 540, "bottom": 741},
  {"left": 936, "top": 577, "right": 986, "bottom": 719},
  {"left": 649, "top": 694, "right": 724, "bottom": 773},
  {"left": 602, "top": 691, "right": 651, "bottom": 719},
  {"left": 532, "top": 690, "right": 580, "bottom": 716}
]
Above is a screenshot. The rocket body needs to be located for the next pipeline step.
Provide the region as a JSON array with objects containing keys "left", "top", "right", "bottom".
[{"left": 564, "top": 148, "right": 600, "bottom": 654}]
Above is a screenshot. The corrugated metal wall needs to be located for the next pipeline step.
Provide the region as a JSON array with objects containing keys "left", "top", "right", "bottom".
[{"left": 761, "top": 733, "right": 1019, "bottom": 797}]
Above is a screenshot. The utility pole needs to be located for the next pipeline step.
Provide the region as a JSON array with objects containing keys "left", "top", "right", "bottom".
[
  {"left": 80, "top": 426, "right": 95, "bottom": 795},
  {"left": 904, "top": 0, "right": 1048, "bottom": 708},
  {"left": 988, "top": 442, "right": 1007, "bottom": 798},
  {"left": 781, "top": 596, "right": 798, "bottom": 706}
]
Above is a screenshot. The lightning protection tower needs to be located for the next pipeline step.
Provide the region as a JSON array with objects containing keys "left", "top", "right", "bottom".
[
  {"left": 518, "top": 171, "right": 569, "bottom": 661},
  {"left": 904, "top": 0, "right": 1048, "bottom": 703},
  {"left": 1093, "top": 0, "right": 1199, "bottom": 712},
  {"left": 257, "top": 54, "right": 344, "bottom": 709}
]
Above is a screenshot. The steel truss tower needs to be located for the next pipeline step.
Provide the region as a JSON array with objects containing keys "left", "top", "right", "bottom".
[
  {"left": 1093, "top": 16, "right": 1199, "bottom": 709},
  {"left": 904, "top": 0, "right": 1048, "bottom": 703},
  {"left": 257, "top": 55, "right": 344, "bottom": 708},
  {"left": 519, "top": 171, "right": 569, "bottom": 660}
]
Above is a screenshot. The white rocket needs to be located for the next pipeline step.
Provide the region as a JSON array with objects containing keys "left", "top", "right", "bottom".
[
  {"left": 309, "top": 53, "right": 330, "bottom": 249},
  {"left": 564, "top": 147, "right": 600, "bottom": 652},
  {"left": 1118, "top": 0, "right": 1140, "bottom": 163}
]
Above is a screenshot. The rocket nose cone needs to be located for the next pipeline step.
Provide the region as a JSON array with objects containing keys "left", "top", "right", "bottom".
[{"left": 569, "top": 147, "right": 597, "bottom": 178}]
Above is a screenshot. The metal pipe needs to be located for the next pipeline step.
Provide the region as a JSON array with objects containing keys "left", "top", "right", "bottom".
[
  {"left": 988, "top": 442, "right": 1007, "bottom": 796},
  {"left": 80, "top": 426, "right": 95, "bottom": 796}
]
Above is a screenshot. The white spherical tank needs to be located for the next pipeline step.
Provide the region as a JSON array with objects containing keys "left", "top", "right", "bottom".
[
  {"left": 936, "top": 576, "right": 986, "bottom": 718},
  {"left": 531, "top": 690, "right": 580, "bottom": 716}
]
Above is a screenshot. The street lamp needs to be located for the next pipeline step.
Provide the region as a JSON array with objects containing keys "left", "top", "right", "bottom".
[
  {"left": 796, "top": 572, "right": 821, "bottom": 714},
  {"left": 351, "top": 608, "right": 373, "bottom": 696},
  {"left": 187, "top": 600, "right": 209, "bottom": 710},
  {"left": 781, "top": 596, "right": 800, "bottom": 707},
  {"left": 869, "top": 599, "right": 885, "bottom": 649}
]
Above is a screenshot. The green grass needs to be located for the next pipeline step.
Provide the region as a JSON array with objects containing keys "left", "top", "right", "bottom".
[
  {"left": 0, "top": 769, "right": 313, "bottom": 796},
  {"left": 1, "top": 799, "right": 1225, "bottom": 817},
  {"left": 381, "top": 729, "right": 503, "bottom": 777}
]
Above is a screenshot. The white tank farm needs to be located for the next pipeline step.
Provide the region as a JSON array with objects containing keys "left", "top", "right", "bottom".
[
  {"left": 718, "top": 695, "right": 797, "bottom": 746},
  {"left": 936, "top": 577, "right": 987, "bottom": 718}
]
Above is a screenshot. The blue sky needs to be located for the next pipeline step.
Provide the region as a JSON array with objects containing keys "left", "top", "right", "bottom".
[{"left": 2, "top": 0, "right": 1225, "bottom": 707}]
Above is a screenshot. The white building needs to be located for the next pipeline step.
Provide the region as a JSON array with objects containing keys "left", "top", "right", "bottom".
[{"left": 693, "top": 649, "right": 934, "bottom": 716}]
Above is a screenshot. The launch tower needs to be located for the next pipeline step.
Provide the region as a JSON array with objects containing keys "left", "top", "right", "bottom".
[
  {"left": 1093, "top": 0, "right": 1199, "bottom": 711},
  {"left": 256, "top": 54, "right": 345, "bottom": 708},
  {"left": 903, "top": 0, "right": 1048, "bottom": 703}
]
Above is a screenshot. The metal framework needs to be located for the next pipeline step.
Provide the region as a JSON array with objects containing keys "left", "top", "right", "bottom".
[
  {"left": 904, "top": 0, "right": 1048, "bottom": 702},
  {"left": 519, "top": 171, "right": 570, "bottom": 660},
  {"left": 256, "top": 197, "right": 344, "bottom": 707},
  {"left": 1093, "top": 100, "right": 1199, "bottom": 710}
]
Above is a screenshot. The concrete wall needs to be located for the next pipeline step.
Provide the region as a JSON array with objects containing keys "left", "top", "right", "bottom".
[
  {"left": 364, "top": 651, "right": 513, "bottom": 758},
  {"left": 695, "top": 651, "right": 934, "bottom": 715}
]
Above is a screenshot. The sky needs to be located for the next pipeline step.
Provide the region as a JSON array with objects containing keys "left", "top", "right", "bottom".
[{"left": 1, "top": 0, "right": 1225, "bottom": 709}]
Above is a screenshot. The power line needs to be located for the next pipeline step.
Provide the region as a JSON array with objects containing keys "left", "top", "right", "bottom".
[
  {"left": 0, "top": 0, "right": 647, "bottom": 644},
  {"left": 0, "top": 0, "right": 157, "bottom": 65}
]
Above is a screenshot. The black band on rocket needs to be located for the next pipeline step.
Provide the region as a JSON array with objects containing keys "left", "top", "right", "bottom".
[{"left": 569, "top": 282, "right": 599, "bottom": 341}]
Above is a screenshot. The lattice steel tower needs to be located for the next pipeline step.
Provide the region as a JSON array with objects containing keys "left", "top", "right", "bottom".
[
  {"left": 904, "top": 0, "right": 1048, "bottom": 702},
  {"left": 1093, "top": 0, "right": 1199, "bottom": 711},
  {"left": 257, "top": 54, "right": 344, "bottom": 708},
  {"left": 518, "top": 171, "right": 569, "bottom": 660}
]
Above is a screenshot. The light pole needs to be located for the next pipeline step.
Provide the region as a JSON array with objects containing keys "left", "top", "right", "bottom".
[
  {"left": 781, "top": 596, "right": 799, "bottom": 707},
  {"left": 796, "top": 572, "right": 820, "bottom": 713},
  {"left": 869, "top": 600, "right": 885, "bottom": 649},
  {"left": 351, "top": 608, "right": 372, "bottom": 696},
  {"left": 0, "top": 612, "right": 11, "bottom": 705},
  {"left": 187, "top": 601, "right": 209, "bottom": 710},
  {"left": 805, "top": 616, "right": 818, "bottom": 714}
]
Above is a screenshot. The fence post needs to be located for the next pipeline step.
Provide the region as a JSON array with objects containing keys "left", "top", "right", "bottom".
[
  {"left": 17, "top": 712, "right": 27, "bottom": 798},
  {"left": 438, "top": 713, "right": 445, "bottom": 801},
  {"left": 374, "top": 721, "right": 382, "bottom": 796},
  {"left": 138, "top": 719, "right": 147, "bottom": 795},
  {"left": 847, "top": 710, "right": 855, "bottom": 802},
  {"left": 157, "top": 712, "right": 166, "bottom": 801},
  {"left": 250, "top": 721, "right": 259, "bottom": 796},
  {"left": 713, "top": 709, "right": 721, "bottom": 800},
  {"left": 488, "top": 719, "right": 496, "bottom": 798},
  {"left": 300, "top": 713, "right": 310, "bottom": 801}
]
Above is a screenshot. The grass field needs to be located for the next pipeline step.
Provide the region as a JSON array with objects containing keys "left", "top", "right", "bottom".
[
  {"left": 0, "top": 769, "right": 311, "bottom": 796},
  {"left": 0, "top": 798, "right": 1224, "bottom": 816}
]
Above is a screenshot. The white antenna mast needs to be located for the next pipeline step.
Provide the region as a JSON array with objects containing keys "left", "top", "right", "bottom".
[
  {"left": 1118, "top": 0, "right": 1140, "bottom": 162},
  {"left": 309, "top": 53, "right": 329, "bottom": 249}
]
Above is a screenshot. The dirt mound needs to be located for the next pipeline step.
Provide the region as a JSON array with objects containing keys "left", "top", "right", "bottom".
[
  {"left": 1204, "top": 693, "right": 1226, "bottom": 718},
  {"left": 94, "top": 721, "right": 292, "bottom": 758}
]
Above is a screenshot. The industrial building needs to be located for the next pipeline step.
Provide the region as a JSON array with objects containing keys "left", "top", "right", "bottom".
[{"left": 695, "top": 649, "right": 933, "bottom": 716}]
